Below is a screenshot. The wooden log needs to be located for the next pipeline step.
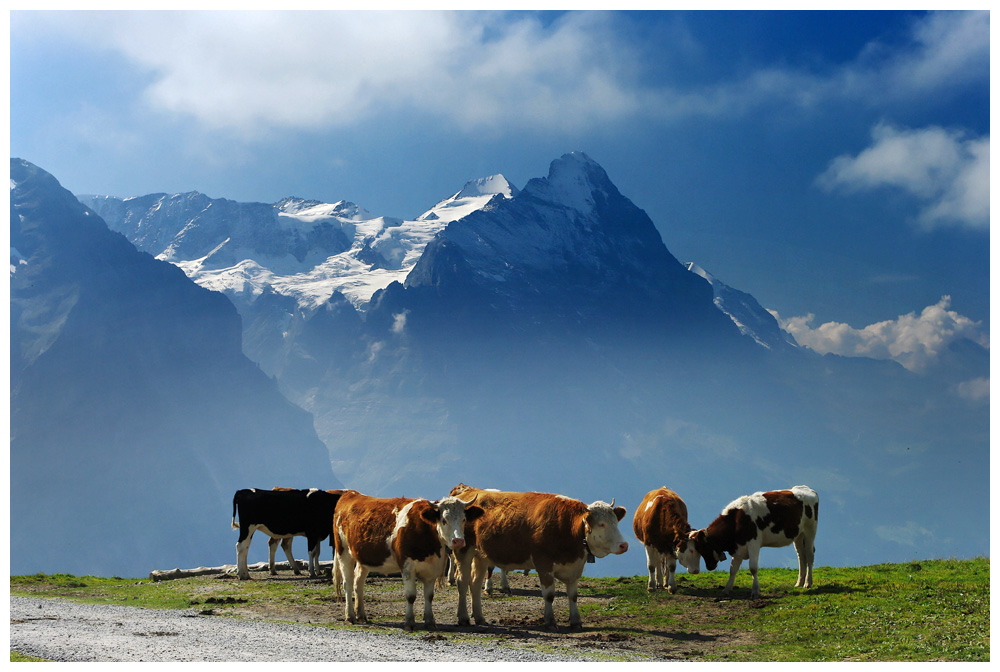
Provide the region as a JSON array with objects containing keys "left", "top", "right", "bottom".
[{"left": 149, "top": 560, "right": 336, "bottom": 581}]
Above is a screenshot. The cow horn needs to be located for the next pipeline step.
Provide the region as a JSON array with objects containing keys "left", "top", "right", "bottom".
[
  {"left": 610, "top": 498, "right": 616, "bottom": 508},
  {"left": 469, "top": 494, "right": 479, "bottom": 505}
]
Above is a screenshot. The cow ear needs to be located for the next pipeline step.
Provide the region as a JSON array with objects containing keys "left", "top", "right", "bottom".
[
  {"left": 464, "top": 505, "right": 485, "bottom": 521},
  {"left": 420, "top": 505, "right": 441, "bottom": 525},
  {"left": 613, "top": 506, "right": 627, "bottom": 521}
]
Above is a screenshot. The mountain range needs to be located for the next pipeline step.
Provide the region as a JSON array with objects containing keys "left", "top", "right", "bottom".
[
  {"left": 11, "top": 159, "right": 338, "bottom": 577},
  {"left": 11, "top": 153, "right": 988, "bottom": 578}
]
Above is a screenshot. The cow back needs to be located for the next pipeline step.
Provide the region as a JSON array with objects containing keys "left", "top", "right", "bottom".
[
  {"left": 633, "top": 487, "right": 690, "bottom": 554},
  {"left": 459, "top": 489, "right": 589, "bottom": 567}
]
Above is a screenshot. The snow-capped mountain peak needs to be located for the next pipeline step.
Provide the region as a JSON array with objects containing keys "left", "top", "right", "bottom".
[
  {"left": 520, "top": 151, "right": 615, "bottom": 215},
  {"left": 417, "top": 174, "right": 518, "bottom": 222}
]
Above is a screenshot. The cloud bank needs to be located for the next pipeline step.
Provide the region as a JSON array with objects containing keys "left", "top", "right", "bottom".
[
  {"left": 771, "top": 296, "right": 988, "bottom": 371},
  {"left": 818, "top": 123, "right": 989, "bottom": 231},
  {"left": 14, "top": 10, "right": 989, "bottom": 137}
]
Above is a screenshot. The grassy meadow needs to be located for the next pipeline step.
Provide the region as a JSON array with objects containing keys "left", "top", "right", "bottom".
[{"left": 10, "top": 557, "right": 989, "bottom": 662}]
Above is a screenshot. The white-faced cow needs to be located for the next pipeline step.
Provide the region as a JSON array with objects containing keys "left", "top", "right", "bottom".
[
  {"left": 450, "top": 484, "right": 629, "bottom": 631},
  {"left": 676, "top": 485, "right": 818, "bottom": 598},
  {"left": 632, "top": 487, "right": 692, "bottom": 593},
  {"left": 231, "top": 488, "right": 343, "bottom": 580},
  {"left": 333, "top": 490, "right": 484, "bottom": 631}
]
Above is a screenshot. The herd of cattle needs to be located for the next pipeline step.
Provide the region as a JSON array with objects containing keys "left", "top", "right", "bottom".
[{"left": 231, "top": 483, "right": 819, "bottom": 631}]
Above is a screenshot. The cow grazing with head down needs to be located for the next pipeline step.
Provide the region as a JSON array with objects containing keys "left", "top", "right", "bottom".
[
  {"left": 333, "top": 490, "right": 484, "bottom": 631},
  {"left": 450, "top": 484, "right": 629, "bottom": 631},
  {"left": 632, "top": 487, "right": 692, "bottom": 593},
  {"left": 676, "top": 485, "right": 818, "bottom": 598},
  {"left": 231, "top": 488, "right": 343, "bottom": 580}
]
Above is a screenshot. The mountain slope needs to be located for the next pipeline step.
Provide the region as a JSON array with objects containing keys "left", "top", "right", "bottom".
[{"left": 11, "top": 159, "right": 338, "bottom": 577}]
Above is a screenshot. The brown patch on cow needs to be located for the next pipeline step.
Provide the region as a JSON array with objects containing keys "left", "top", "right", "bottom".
[
  {"left": 335, "top": 491, "right": 444, "bottom": 568},
  {"left": 451, "top": 486, "right": 591, "bottom": 569},
  {"left": 759, "top": 491, "right": 803, "bottom": 540},
  {"left": 401, "top": 499, "right": 446, "bottom": 563},
  {"left": 632, "top": 488, "right": 692, "bottom": 556}
]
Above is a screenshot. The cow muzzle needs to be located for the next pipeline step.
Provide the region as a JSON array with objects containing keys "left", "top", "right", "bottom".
[
  {"left": 450, "top": 538, "right": 466, "bottom": 550},
  {"left": 616, "top": 541, "right": 629, "bottom": 555}
]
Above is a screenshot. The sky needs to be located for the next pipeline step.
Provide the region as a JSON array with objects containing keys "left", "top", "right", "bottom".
[{"left": 8, "top": 9, "right": 991, "bottom": 373}]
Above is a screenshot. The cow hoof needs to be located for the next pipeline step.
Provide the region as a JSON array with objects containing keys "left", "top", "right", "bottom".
[
  {"left": 569, "top": 622, "right": 583, "bottom": 632},
  {"left": 403, "top": 623, "right": 415, "bottom": 632},
  {"left": 475, "top": 618, "right": 487, "bottom": 626},
  {"left": 646, "top": 586, "right": 656, "bottom": 593},
  {"left": 457, "top": 618, "right": 471, "bottom": 627},
  {"left": 667, "top": 586, "right": 676, "bottom": 595},
  {"left": 425, "top": 622, "right": 437, "bottom": 631},
  {"left": 545, "top": 622, "right": 559, "bottom": 632}
]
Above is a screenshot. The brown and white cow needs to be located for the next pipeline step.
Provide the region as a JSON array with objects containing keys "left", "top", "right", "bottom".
[
  {"left": 675, "top": 485, "right": 818, "bottom": 598},
  {"left": 333, "top": 490, "right": 484, "bottom": 631},
  {"left": 232, "top": 488, "right": 343, "bottom": 580},
  {"left": 450, "top": 484, "right": 629, "bottom": 630},
  {"left": 632, "top": 487, "right": 692, "bottom": 593},
  {"left": 447, "top": 484, "right": 512, "bottom": 595}
]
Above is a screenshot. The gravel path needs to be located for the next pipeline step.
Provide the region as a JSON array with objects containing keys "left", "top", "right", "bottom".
[{"left": 10, "top": 596, "right": 587, "bottom": 662}]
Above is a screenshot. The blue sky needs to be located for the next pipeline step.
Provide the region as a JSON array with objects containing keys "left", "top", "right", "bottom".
[{"left": 9, "top": 10, "right": 990, "bottom": 372}]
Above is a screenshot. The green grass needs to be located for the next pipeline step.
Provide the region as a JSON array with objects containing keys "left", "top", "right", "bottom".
[
  {"left": 577, "top": 558, "right": 990, "bottom": 661},
  {"left": 10, "top": 558, "right": 989, "bottom": 661},
  {"left": 11, "top": 651, "right": 50, "bottom": 662}
]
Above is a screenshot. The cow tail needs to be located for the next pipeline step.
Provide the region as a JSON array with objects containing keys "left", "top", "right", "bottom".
[{"left": 231, "top": 493, "right": 239, "bottom": 530}]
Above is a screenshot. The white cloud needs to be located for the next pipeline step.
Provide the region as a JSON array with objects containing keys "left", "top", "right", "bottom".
[
  {"left": 771, "top": 296, "right": 988, "bottom": 371},
  {"left": 22, "top": 11, "right": 649, "bottom": 136},
  {"left": 13, "top": 10, "right": 987, "bottom": 137},
  {"left": 875, "top": 521, "right": 934, "bottom": 547},
  {"left": 817, "top": 123, "right": 989, "bottom": 231},
  {"left": 956, "top": 377, "right": 989, "bottom": 402}
]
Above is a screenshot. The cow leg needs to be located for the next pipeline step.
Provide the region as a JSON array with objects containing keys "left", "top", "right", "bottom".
[
  {"left": 306, "top": 537, "right": 322, "bottom": 578},
  {"left": 333, "top": 552, "right": 344, "bottom": 600},
  {"left": 748, "top": 548, "right": 761, "bottom": 599},
  {"left": 268, "top": 538, "right": 279, "bottom": 575},
  {"left": 793, "top": 537, "right": 808, "bottom": 588},
  {"left": 486, "top": 566, "right": 495, "bottom": 595},
  {"left": 448, "top": 551, "right": 458, "bottom": 587},
  {"left": 236, "top": 527, "right": 254, "bottom": 580},
  {"left": 281, "top": 538, "right": 300, "bottom": 575},
  {"left": 566, "top": 577, "right": 582, "bottom": 630},
  {"left": 469, "top": 555, "right": 490, "bottom": 626},
  {"left": 437, "top": 552, "right": 450, "bottom": 589},
  {"left": 354, "top": 566, "right": 370, "bottom": 623},
  {"left": 339, "top": 553, "right": 358, "bottom": 624},
  {"left": 422, "top": 576, "right": 437, "bottom": 630},
  {"left": 537, "top": 569, "right": 558, "bottom": 631},
  {"left": 723, "top": 555, "right": 743, "bottom": 595},
  {"left": 402, "top": 560, "right": 418, "bottom": 631},
  {"left": 644, "top": 544, "right": 661, "bottom": 591},
  {"left": 666, "top": 554, "right": 678, "bottom": 594},
  {"left": 455, "top": 550, "right": 472, "bottom": 626},
  {"left": 500, "top": 568, "right": 511, "bottom": 594},
  {"left": 796, "top": 535, "right": 816, "bottom": 589}
]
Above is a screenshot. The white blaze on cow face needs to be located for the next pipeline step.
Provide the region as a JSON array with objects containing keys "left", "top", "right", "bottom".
[
  {"left": 676, "top": 532, "right": 702, "bottom": 574},
  {"left": 584, "top": 501, "right": 629, "bottom": 557},
  {"left": 433, "top": 496, "right": 470, "bottom": 551}
]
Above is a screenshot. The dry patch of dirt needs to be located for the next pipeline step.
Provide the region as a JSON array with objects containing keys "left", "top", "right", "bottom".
[{"left": 207, "top": 568, "right": 760, "bottom": 661}]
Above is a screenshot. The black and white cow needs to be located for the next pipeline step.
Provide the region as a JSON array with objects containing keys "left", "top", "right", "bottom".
[
  {"left": 231, "top": 488, "right": 343, "bottom": 580},
  {"left": 675, "top": 485, "right": 818, "bottom": 598}
]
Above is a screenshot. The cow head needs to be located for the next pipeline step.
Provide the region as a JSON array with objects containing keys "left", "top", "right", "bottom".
[
  {"left": 583, "top": 500, "right": 629, "bottom": 558},
  {"left": 424, "top": 496, "right": 484, "bottom": 551},
  {"left": 675, "top": 530, "right": 726, "bottom": 573}
]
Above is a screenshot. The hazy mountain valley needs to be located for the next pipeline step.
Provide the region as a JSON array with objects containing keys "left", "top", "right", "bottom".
[{"left": 12, "top": 154, "right": 988, "bottom": 578}]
